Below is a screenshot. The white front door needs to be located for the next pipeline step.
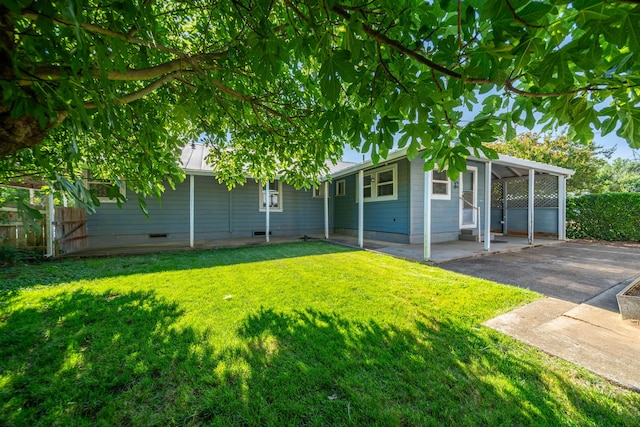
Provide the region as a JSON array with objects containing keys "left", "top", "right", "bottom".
[{"left": 459, "top": 166, "right": 478, "bottom": 229}]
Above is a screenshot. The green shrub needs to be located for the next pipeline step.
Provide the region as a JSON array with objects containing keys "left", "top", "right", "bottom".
[
  {"left": 0, "top": 245, "right": 20, "bottom": 267},
  {"left": 567, "top": 193, "right": 640, "bottom": 241},
  {"left": 0, "top": 245, "right": 45, "bottom": 267}
]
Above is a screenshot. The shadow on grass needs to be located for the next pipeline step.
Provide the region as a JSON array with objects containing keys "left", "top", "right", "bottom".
[
  {"left": 2, "top": 290, "right": 637, "bottom": 426},
  {"left": 0, "top": 241, "right": 356, "bottom": 295}
]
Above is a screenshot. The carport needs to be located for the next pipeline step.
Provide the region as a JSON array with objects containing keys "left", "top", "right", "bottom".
[{"left": 422, "top": 154, "right": 574, "bottom": 261}]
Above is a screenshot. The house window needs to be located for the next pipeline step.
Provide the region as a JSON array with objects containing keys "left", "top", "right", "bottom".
[
  {"left": 312, "top": 184, "right": 327, "bottom": 198},
  {"left": 431, "top": 170, "right": 451, "bottom": 200},
  {"left": 358, "top": 164, "right": 398, "bottom": 202},
  {"left": 259, "top": 180, "right": 283, "bottom": 212},
  {"left": 85, "top": 173, "right": 126, "bottom": 203},
  {"left": 335, "top": 180, "right": 346, "bottom": 196}
]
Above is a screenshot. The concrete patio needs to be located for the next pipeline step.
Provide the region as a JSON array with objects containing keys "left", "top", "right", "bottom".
[
  {"left": 328, "top": 234, "right": 561, "bottom": 264},
  {"left": 64, "top": 233, "right": 554, "bottom": 262}
]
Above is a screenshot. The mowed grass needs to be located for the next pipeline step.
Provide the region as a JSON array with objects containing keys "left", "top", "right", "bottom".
[{"left": 1, "top": 242, "right": 638, "bottom": 426}]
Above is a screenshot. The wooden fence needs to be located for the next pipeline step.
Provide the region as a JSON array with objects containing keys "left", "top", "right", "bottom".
[
  {"left": 0, "top": 207, "right": 46, "bottom": 250},
  {"left": 54, "top": 207, "right": 87, "bottom": 254}
]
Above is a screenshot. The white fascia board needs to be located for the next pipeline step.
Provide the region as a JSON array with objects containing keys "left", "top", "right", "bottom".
[
  {"left": 469, "top": 153, "right": 575, "bottom": 177},
  {"left": 329, "top": 147, "right": 410, "bottom": 179}
]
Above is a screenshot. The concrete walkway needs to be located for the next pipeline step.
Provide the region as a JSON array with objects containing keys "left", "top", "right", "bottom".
[
  {"left": 485, "top": 280, "right": 640, "bottom": 391},
  {"left": 442, "top": 241, "right": 640, "bottom": 391}
]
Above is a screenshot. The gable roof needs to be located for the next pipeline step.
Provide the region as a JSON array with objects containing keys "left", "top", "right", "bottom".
[{"left": 180, "top": 144, "right": 356, "bottom": 177}]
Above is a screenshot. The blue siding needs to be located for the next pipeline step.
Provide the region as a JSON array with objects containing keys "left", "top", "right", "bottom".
[
  {"left": 333, "top": 160, "right": 410, "bottom": 239},
  {"left": 86, "top": 175, "right": 327, "bottom": 248}
]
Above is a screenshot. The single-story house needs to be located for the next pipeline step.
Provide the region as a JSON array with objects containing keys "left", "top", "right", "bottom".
[{"left": 83, "top": 144, "right": 574, "bottom": 260}]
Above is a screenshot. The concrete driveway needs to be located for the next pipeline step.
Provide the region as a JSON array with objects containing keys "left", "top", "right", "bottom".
[
  {"left": 440, "top": 240, "right": 640, "bottom": 304},
  {"left": 440, "top": 240, "right": 640, "bottom": 390}
]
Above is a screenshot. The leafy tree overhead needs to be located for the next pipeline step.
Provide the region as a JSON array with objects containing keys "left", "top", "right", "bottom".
[
  {"left": 1, "top": 0, "right": 640, "bottom": 208},
  {"left": 489, "top": 132, "right": 613, "bottom": 193}
]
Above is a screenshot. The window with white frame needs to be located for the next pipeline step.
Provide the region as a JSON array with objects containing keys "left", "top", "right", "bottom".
[
  {"left": 431, "top": 169, "right": 451, "bottom": 200},
  {"left": 358, "top": 164, "right": 398, "bottom": 202},
  {"left": 85, "top": 172, "right": 126, "bottom": 203},
  {"left": 335, "top": 180, "right": 346, "bottom": 196},
  {"left": 259, "top": 180, "right": 283, "bottom": 212},
  {"left": 312, "top": 184, "right": 326, "bottom": 198}
]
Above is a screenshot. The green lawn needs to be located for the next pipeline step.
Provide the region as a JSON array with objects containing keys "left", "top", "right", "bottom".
[{"left": 1, "top": 242, "right": 638, "bottom": 426}]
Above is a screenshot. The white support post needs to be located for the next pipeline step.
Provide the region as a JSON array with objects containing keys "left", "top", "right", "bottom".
[
  {"left": 265, "top": 181, "right": 270, "bottom": 243},
  {"left": 484, "top": 162, "right": 492, "bottom": 251},
  {"left": 358, "top": 170, "right": 364, "bottom": 248},
  {"left": 528, "top": 169, "right": 535, "bottom": 245},
  {"left": 503, "top": 181, "right": 508, "bottom": 236},
  {"left": 324, "top": 181, "right": 329, "bottom": 239},
  {"left": 558, "top": 175, "right": 567, "bottom": 241},
  {"left": 46, "top": 192, "right": 55, "bottom": 257},
  {"left": 189, "top": 174, "right": 195, "bottom": 248},
  {"left": 424, "top": 171, "right": 432, "bottom": 261}
]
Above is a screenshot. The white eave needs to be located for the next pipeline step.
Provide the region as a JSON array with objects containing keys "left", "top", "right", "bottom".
[{"left": 330, "top": 148, "right": 575, "bottom": 179}]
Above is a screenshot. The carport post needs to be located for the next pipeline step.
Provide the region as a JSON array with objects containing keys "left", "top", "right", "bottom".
[
  {"left": 189, "top": 174, "right": 194, "bottom": 248},
  {"left": 358, "top": 170, "right": 364, "bottom": 248},
  {"left": 423, "top": 170, "right": 432, "bottom": 261},
  {"left": 558, "top": 175, "right": 567, "bottom": 241},
  {"left": 265, "top": 181, "right": 270, "bottom": 243},
  {"left": 528, "top": 169, "right": 535, "bottom": 245},
  {"left": 484, "top": 162, "right": 492, "bottom": 251},
  {"left": 324, "top": 181, "right": 329, "bottom": 239},
  {"left": 503, "top": 181, "right": 508, "bottom": 236}
]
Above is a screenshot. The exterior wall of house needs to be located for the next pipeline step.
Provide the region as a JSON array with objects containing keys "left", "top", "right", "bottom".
[
  {"left": 409, "top": 158, "right": 488, "bottom": 244},
  {"left": 332, "top": 159, "right": 411, "bottom": 243},
  {"left": 85, "top": 175, "right": 328, "bottom": 248}
]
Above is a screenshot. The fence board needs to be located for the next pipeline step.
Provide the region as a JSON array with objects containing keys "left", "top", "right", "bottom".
[{"left": 54, "top": 207, "right": 87, "bottom": 254}]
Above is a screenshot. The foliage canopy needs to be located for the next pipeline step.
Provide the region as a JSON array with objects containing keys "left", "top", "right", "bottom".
[{"left": 1, "top": 0, "right": 640, "bottom": 207}]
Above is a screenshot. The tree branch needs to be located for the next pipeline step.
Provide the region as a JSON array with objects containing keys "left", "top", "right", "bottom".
[
  {"left": 18, "top": 54, "right": 219, "bottom": 85},
  {"left": 21, "top": 9, "right": 186, "bottom": 57},
  {"left": 331, "top": 4, "right": 464, "bottom": 80},
  {"left": 505, "top": 0, "right": 546, "bottom": 29},
  {"left": 50, "top": 71, "right": 183, "bottom": 128}
]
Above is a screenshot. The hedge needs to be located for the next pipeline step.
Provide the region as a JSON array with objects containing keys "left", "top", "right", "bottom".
[{"left": 567, "top": 193, "right": 640, "bottom": 241}]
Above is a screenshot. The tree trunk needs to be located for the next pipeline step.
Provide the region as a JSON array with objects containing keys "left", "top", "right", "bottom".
[{"left": 0, "top": 6, "right": 47, "bottom": 158}]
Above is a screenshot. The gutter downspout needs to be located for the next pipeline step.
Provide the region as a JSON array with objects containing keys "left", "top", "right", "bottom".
[{"left": 324, "top": 181, "right": 329, "bottom": 239}]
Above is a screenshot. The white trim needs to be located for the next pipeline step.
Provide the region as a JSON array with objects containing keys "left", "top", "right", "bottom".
[
  {"left": 358, "top": 170, "right": 364, "bottom": 248},
  {"left": 459, "top": 166, "right": 478, "bottom": 229},
  {"left": 330, "top": 148, "right": 574, "bottom": 180},
  {"left": 312, "top": 185, "right": 327, "bottom": 198},
  {"left": 528, "top": 169, "right": 535, "bottom": 245},
  {"left": 558, "top": 175, "right": 567, "bottom": 241},
  {"left": 335, "top": 180, "right": 346, "bottom": 196},
  {"left": 259, "top": 180, "right": 283, "bottom": 212},
  {"left": 189, "top": 174, "right": 194, "bottom": 248},
  {"left": 484, "top": 162, "right": 492, "bottom": 251},
  {"left": 356, "top": 163, "right": 398, "bottom": 203},
  {"left": 265, "top": 180, "right": 270, "bottom": 242},
  {"left": 424, "top": 171, "right": 432, "bottom": 261},
  {"left": 324, "top": 181, "right": 329, "bottom": 239},
  {"left": 431, "top": 168, "right": 451, "bottom": 200}
]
